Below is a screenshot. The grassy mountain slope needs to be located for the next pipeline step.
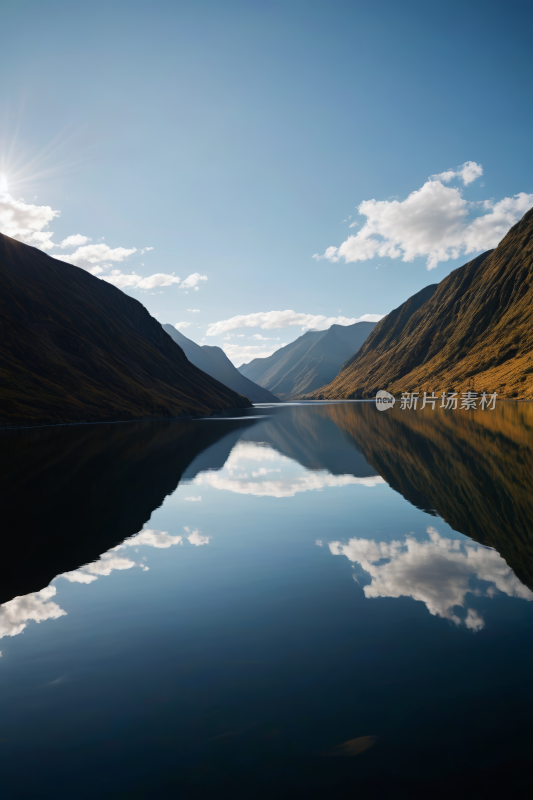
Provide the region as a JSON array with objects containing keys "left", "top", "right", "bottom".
[
  {"left": 309, "top": 207, "right": 533, "bottom": 399},
  {"left": 163, "top": 324, "right": 279, "bottom": 403},
  {"left": 0, "top": 233, "right": 251, "bottom": 426},
  {"left": 239, "top": 321, "right": 376, "bottom": 399}
]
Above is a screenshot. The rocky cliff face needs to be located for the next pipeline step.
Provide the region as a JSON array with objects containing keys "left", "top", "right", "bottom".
[
  {"left": 309, "top": 207, "right": 533, "bottom": 399},
  {"left": 0, "top": 233, "right": 251, "bottom": 426}
]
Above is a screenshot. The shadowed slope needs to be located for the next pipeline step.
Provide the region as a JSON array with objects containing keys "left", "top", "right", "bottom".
[
  {"left": 310, "top": 206, "right": 533, "bottom": 399},
  {"left": 0, "top": 234, "right": 251, "bottom": 426},
  {"left": 163, "top": 324, "right": 279, "bottom": 403}
]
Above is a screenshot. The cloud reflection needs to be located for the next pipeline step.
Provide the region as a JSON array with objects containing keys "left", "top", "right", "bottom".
[
  {"left": 329, "top": 526, "right": 533, "bottom": 630},
  {"left": 61, "top": 553, "right": 138, "bottom": 583},
  {"left": 194, "top": 442, "right": 385, "bottom": 498},
  {"left": 0, "top": 527, "right": 210, "bottom": 640},
  {"left": 0, "top": 586, "right": 66, "bottom": 637}
]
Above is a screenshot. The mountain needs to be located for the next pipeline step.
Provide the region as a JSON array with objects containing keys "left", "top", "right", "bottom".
[
  {"left": 238, "top": 321, "right": 377, "bottom": 399},
  {"left": 0, "top": 233, "right": 251, "bottom": 426},
  {"left": 162, "top": 324, "right": 279, "bottom": 403},
  {"left": 308, "top": 207, "right": 533, "bottom": 399}
]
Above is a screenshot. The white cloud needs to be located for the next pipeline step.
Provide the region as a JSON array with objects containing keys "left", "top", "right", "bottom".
[
  {"left": 197, "top": 469, "right": 383, "bottom": 498},
  {"left": 206, "top": 311, "right": 382, "bottom": 337},
  {"left": 432, "top": 161, "right": 484, "bottom": 186},
  {"left": 222, "top": 343, "right": 286, "bottom": 365},
  {"left": 0, "top": 191, "right": 59, "bottom": 249},
  {"left": 117, "top": 529, "right": 184, "bottom": 549},
  {"left": 181, "top": 272, "right": 207, "bottom": 290},
  {"left": 54, "top": 242, "right": 137, "bottom": 267},
  {"left": 187, "top": 529, "right": 211, "bottom": 546},
  {"left": 60, "top": 552, "right": 137, "bottom": 583},
  {"left": 314, "top": 164, "right": 533, "bottom": 270},
  {"left": 251, "top": 334, "right": 280, "bottom": 341},
  {"left": 174, "top": 321, "right": 192, "bottom": 330},
  {"left": 97, "top": 271, "right": 207, "bottom": 293},
  {"left": 251, "top": 468, "right": 281, "bottom": 477},
  {"left": 0, "top": 586, "right": 66, "bottom": 638},
  {"left": 58, "top": 233, "right": 90, "bottom": 249},
  {"left": 0, "top": 191, "right": 201, "bottom": 293},
  {"left": 329, "top": 526, "right": 532, "bottom": 630},
  {"left": 60, "top": 528, "right": 185, "bottom": 583},
  {"left": 197, "top": 470, "right": 384, "bottom": 498},
  {"left": 184, "top": 496, "right": 202, "bottom": 501},
  {"left": 433, "top": 169, "right": 457, "bottom": 184},
  {"left": 186, "top": 309, "right": 200, "bottom": 313},
  {"left": 227, "top": 443, "right": 280, "bottom": 464},
  {"left": 103, "top": 270, "right": 182, "bottom": 290}
]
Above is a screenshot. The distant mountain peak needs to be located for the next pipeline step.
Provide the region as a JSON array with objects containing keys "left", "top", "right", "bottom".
[
  {"left": 239, "top": 320, "right": 376, "bottom": 399},
  {"left": 162, "top": 324, "right": 280, "bottom": 404}
]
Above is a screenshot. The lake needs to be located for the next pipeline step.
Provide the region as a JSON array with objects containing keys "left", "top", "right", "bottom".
[{"left": 1, "top": 401, "right": 533, "bottom": 798}]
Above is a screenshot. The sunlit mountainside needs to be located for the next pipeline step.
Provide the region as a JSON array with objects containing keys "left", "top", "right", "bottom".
[{"left": 308, "top": 208, "right": 533, "bottom": 399}]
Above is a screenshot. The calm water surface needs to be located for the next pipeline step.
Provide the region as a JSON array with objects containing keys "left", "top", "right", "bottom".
[{"left": 1, "top": 402, "right": 533, "bottom": 798}]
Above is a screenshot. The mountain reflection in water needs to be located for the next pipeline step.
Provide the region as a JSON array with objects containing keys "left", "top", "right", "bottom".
[
  {"left": 1, "top": 402, "right": 533, "bottom": 797},
  {"left": 3, "top": 402, "right": 533, "bottom": 625}
]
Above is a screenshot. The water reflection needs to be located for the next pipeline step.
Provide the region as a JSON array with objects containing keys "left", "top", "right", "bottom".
[
  {"left": 320, "top": 402, "right": 533, "bottom": 591},
  {"left": 1, "top": 403, "right": 533, "bottom": 796},
  {"left": 194, "top": 441, "right": 384, "bottom": 497},
  {"left": 0, "top": 418, "right": 251, "bottom": 603},
  {"left": 0, "top": 586, "right": 66, "bottom": 639},
  {"left": 2, "top": 401, "right": 533, "bottom": 625},
  {"left": 329, "top": 526, "right": 532, "bottom": 630},
  {"left": 0, "top": 526, "right": 211, "bottom": 640}
]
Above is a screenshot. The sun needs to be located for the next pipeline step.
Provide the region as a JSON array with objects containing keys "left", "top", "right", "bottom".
[{"left": 0, "top": 173, "right": 9, "bottom": 193}]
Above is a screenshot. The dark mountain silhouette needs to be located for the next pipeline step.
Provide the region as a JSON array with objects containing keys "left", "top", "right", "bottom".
[
  {"left": 0, "top": 416, "right": 257, "bottom": 604},
  {"left": 0, "top": 233, "right": 251, "bottom": 426},
  {"left": 309, "top": 207, "right": 533, "bottom": 399},
  {"left": 163, "top": 324, "right": 279, "bottom": 404},
  {"left": 239, "top": 321, "right": 376, "bottom": 398}
]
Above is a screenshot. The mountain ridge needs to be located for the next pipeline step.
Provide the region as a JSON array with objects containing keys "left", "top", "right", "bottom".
[
  {"left": 0, "top": 233, "right": 251, "bottom": 426},
  {"left": 308, "top": 206, "right": 533, "bottom": 399},
  {"left": 239, "top": 320, "right": 376, "bottom": 398},
  {"left": 163, "top": 324, "right": 279, "bottom": 403}
]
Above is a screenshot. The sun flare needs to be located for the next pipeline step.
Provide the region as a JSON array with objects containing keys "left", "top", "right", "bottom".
[{"left": 0, "top": 173, "right": 9, "bottom": 193}]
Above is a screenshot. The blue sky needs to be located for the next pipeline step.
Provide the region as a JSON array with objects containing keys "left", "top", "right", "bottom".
[{"left": 1, "top": 0, "right": 532, "bottom": 364}]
